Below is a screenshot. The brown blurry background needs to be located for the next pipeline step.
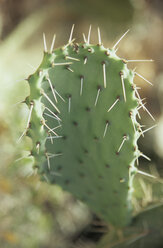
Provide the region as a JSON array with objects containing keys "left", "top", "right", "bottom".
[{"left": 0, "top": 0, "right": 163, "bottom": 247}]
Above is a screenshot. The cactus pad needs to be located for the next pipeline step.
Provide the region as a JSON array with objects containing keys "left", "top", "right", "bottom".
[{"left": 23, "top": 30, "right": 145, "bottom": 227}]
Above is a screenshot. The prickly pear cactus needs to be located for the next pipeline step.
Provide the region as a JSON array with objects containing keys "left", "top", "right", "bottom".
[{"left": 21, "top": 28, "right": 152, "bottom": 227}]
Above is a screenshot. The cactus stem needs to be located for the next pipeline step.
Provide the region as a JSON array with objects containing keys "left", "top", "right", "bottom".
[
  {"left": 142, "top": 124, "right": 157, "bottom": 134},
  {"left": 68, "top": 24, "right": 75, "bottom": 44},
  {"left": 80, "top": 75, "right": 84, "bottom": 95},
  {"left": 102, "top": 61, "right": 107, "bottom": 88},
  {"left": 134, "top": 72, "right": 153, "bottom": 86},
  {"left": 46, "top": 77, "right": 58, "bottom": 102},
  {"left": 87, "top": 25, "right": 92, "bottom": 44},
  {"left": 44, "top": 107, "right": 61, "bottom": 121},
  {"left": 41, "top": 91, "right": 60, "bottom": 113},
  {"left": 17, "top": 102, "right": 33, "bottom": 142},
  {"left": 97, "top": 27, "right": 102, "bottom": 45},
  {"left": 107, "top": 98, "right": 119, "bottom": 112},
  {"left": 50, "top": 34, "right": 56, "bottom": 53},
  {"left": 120, "top": 71, "right": 126, "bottom": 102},
  {"left": 103, "top": 121, "right": 109, "bottom": 138},
  {"left": 94, "top": 88, "right": 101, "bottom": 106},
  {"left": 117, "top": 135, "right": 127, "bottom": 153},
  {"left": 83, "top": 33, "right": 87, "bottom": 43},
  {"left": 112, "top": 29, "right": 130, "bottom": 50},
  {"left": 43, "top": 33, "right": 48, "bottom": 52}
]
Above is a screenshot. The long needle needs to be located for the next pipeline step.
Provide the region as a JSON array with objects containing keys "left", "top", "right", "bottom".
[
  {"left": 87, "top": 25, "right": 92, "bottom": 44},
  {"left": 43, "top": 33, "right": 47, "bottom": 52},
  {"left": 47, "top": 77, "right": 57, "bottom": 102},
  {"left": 68, "top": 24, "right": 75, "bottom": 44},
  {"left": 97, "top": 27, "right": 102, "bottom": 45},
  {"left": 42, "top": 91, "right": 60, "bottom": 113},
  {"left": 107, "top": 98, "right": 119, "bottom": 112},
  {"left": 50, "top": 34, "right": 56, "bottom": 53},
  {"left": 135, "top": 72, "right": 153, "bottom": 86},
  {"left": 17, "top": 103, "right": 33, "bottom": 142},
  {"left": 112, "top": 29, "right": 130, "bottom": 50}
]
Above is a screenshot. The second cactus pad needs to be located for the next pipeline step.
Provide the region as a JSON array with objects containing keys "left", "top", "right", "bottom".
[{"left": 27, "top": 39, "right": 140, "bottom": 227}]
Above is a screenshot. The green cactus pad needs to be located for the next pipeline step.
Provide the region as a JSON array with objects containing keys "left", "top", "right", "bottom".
[{"left": 25, "top": 35, "right": 142, "bottom": 227}]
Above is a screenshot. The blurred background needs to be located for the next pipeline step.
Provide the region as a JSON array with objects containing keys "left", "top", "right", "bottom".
[{"left": 0, "top": 0, "right": 163, "bottom": 247}]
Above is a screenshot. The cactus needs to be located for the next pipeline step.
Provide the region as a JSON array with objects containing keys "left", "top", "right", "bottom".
[{"left": 20, "top": 26, "right": 155, "bottom": 227}]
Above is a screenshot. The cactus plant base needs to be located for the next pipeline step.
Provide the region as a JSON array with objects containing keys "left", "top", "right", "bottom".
[{"left": 97, "top": 204, "right": 163, "bottom": 248}]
